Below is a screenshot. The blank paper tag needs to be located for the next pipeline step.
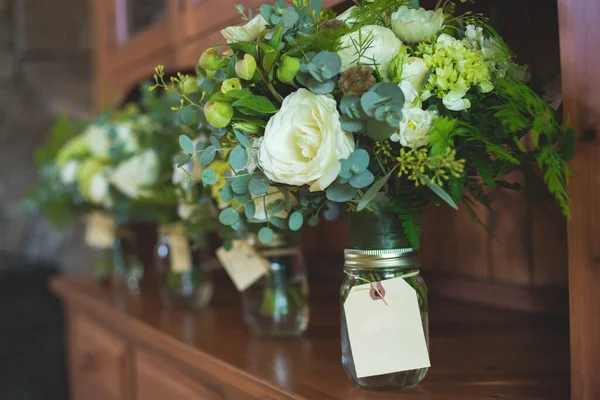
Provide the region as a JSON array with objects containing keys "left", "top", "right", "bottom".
[
  {"left": 344, "top": 276, "right": 430, "bottom": 378},
  {"left": 169, "top": 232, "right": 193, "bottom": 273},
  {"left": 216, "top": 240, "right": 268, "bottom": 292},
  {"left": 85, "top": 213, "right": 115, "bottom": 249}
]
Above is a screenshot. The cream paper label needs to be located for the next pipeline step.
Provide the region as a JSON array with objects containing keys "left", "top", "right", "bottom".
[
  {"left": 216, "top": 240, "right": 268, "bottom": 292},
  {"left": 169, "top": 232, "right": 193, "bottom": 273},
  {"left": 85, "top": 213, "right": 116, "bottom": 249},
  {"left": 344, "top": 276, "right": 430, "bottom": 378}
]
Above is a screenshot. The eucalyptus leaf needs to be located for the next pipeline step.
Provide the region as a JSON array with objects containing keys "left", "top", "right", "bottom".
[
  {"left": 179, "top": 135, "right": 195, "bottom": 154},
  {"left": 357, "top": 172, "right": 391, "bottom": 211},
  {"left": 249, "top": 173, "right": 270, "bottom": 195},
  {"left": 220, "top": 184, "right": 233, "bottom": 203},
  {"left": 258, "top": 226, "right": 274, "bottom": 244},
  {"left": 282, "top": 7, "right": 299, "bottom": 27},
  {"left": 326, "top": 184, "right": 356, "bottom": 203},
  {"left": 219, "top": 208, "right": 239, "bottom": 226},
  {"left": 268, "top": 216, "right": 287, "bottom": 229},
  {"left": 349, "top": 149, "right": 370, "bottom": 173},
  {"left": 244, "top": 202, "right": 256, "bottom": 219},
  {"left": 234, "top": 130, "right": 251, "bottom": 147},
  {"left": 349, "top": 170, "right": 375, "bottom": 189},
  {"left": 308, "top": 214, "right": 319, "bottom": 227},
  {"left": 420, "top": 174, "right": 459, "bottom": 210},
  {"left": 323, "top": 201, "right": 340, "bottom": 221},
  {"left": 179, "top": 107, "right": 196, "bottom": 124},
  {"left": 230, "top": 145, "right": 248, "bottom": 171},
  {"left": 201, "top": 168, "right": 217, "bottom": 186},
  {"left": 199, "top": 145, "right": 217, "bottom": 166},
  {"left": 234, "top": 192, "right": 251, "bottom": 205},
  {"left": 288, "top": 211, "right": 303, "bottom": 231},
  {"left": 231, "top": 174, "right": 251, "bottom": 194},
  {"left": 174, "top": 153, "right": 192, "bottom": 168}
]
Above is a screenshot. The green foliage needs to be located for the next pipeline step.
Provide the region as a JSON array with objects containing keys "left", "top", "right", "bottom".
[{"left": 34, "top": 113, "right": 78, "bottom": 167}]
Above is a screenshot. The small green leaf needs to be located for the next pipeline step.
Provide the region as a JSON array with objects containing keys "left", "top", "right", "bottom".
[
  {"left": 180, "top": 108, "right": 196, "bottom": 124},
  {"left": 258, "top": 226, "right": 274, "bottom": 244},
  {"left": 219, "top": 208, "right": 239, "bottom": 226},
  {"left": 244, "top": 202, "right": 256, "bottom": 219},
  {"left": 249, "top": 173, "right": 269, "bottom": 195},
  {"left": 234, "top": 130, "right": 251, "bottom": 147},
  {"left": 229, "top": 145, "right": 248, "bottom": 170},
  {"left": 288, "top": 211, "right": 303, "bottom": 231},
  {"left": 233, "top": 96, "right": 278, "bottom": 114},
  {"left": 349, "top": 149, "right": 370, "bottom": 173},
  {"left": 199, "top": 145, "right": 217, "bottom": 166},
  {"left": 357, "top": 172, "right": 391, "bottom": 211},
  {"left": 420, "top": 174, "right": 459, "bottom": 210},
  {"left": 179, "top": 135, "right": 195, "bottom": 154},
  {"left": 231, "top": 174, "right": 251, "bottom": 194},
  {"left": 326, "top": 184, "right": 356, "bottom": 203},
  {"left": 201, "top": 168, "right": 216, "bottom": 186},
  {"left": 220, "top": 184, "right": 233, "bottom": 203},
  {"left": 174, "top": 153, "right": 192, "bottom": 168},
  {"left": 268, "top": 216, "right": 287, "bottom": 229},
  {"left": 308, "top": 214, "right": 319, "bottom": 227},
  {"left": 349, "top": 170, "right": 375, "bottom": 189}
]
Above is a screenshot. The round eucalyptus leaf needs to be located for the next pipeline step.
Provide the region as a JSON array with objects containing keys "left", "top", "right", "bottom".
[
  {"left": 231, "top": 174, "right": 251, "bottom": 194},
  {"left": 219, "top": 208, "right": 239, "bottom": 226},
  {"left": 244, "top": 202, "right": 256, "bottom": 219},
  {"left": 349, "top": 170, "right": 375, "bottom": 189},
  {"left": 349, "top": 149, "right": 370, "bottom": 174},
  {"left": 179, "top": 135, "right": 195, "bottom": 154},
  {"left": 288, "top": 211, "right": 303, "bottom": 231},
  {"left": 233, "top": 130, "right": 251, "bottom": 147},
  {"left": 199, "top": 145, "right": 217, "bottom": 166},
  {"left": 249, "top": 174, "right": 270, "bottom": 195},
  {"left": 268, "top": 216, "right": 287, "bottom": 229},
  {"left": 326, "top": 184, "right": 356, "bottom": 203},
  {"left": 229, "top": 145, "right": 248, "bottom": 171},
  {"left": 179, "top": 107, "right": 196, "bottom": 124},
  {"left": 308, "top": 214, "right": 319, "bottom": 227},
  {"left": 220, "top": 185, "right": 233, "bottom": 203},
  {"left": 258, "top": 226, "right": 274, "bottom": 244},
  {"left": 201, "top": 168, "right": 217, "bottom": 186}
]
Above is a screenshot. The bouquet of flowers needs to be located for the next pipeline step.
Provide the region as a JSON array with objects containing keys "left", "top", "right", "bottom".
[{"left": 152, "top": 0, "right": 571, "bottom": 250}]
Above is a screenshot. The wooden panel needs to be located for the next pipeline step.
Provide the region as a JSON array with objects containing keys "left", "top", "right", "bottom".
[
  {"left": 558, "top": 0, "right": 600, "bottom": 398},
  {"left": 488, "top": 177, "right": 531, "bottom": 285},
  {"left": 71, "top": 314, "right": 132, "bottom": 400},
  {"left": 530, "top": 202, "right": 568, "bottom": 286}
]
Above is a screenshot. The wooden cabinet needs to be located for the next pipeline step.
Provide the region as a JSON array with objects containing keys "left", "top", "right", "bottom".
[
  {"left": 53, "top": 277, "right": 570, "bottom": 400},
  {"left": 70, "top": 315, "right": 132, "bottom": 400}
]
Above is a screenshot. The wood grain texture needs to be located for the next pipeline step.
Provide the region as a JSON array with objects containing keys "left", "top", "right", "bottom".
[
  {"left": 53, "top": 277, "right": 569, "bottom": 400},
  {"left": 558, "top": 0, "right": 600, "bottom": 398}
]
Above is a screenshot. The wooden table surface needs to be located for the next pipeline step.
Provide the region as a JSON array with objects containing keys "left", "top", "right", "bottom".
[{"left": 52, "top": 274, "right": 570, "bottom": 400}]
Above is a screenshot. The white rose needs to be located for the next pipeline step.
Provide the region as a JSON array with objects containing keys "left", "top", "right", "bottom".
[
  {"left": 391, "top": 107, "right": 437, "bottom": 148},
  {"left": 259, "top": 89, "right": 355, "bottom": 192},
  {"left": 221, "top": 15, "right": 268, "bottom": 43},
  {"left": 110, "top": 150, "right": 160, "bottom": 199},
  {"left": 336, "top": 6, "right": 357, "bottom": 26},
  {"left": 252, "top": 187, "right": 296, "bottom": 222},
  {"left": 391, "top": 6, "right": 444, "bottom": 43},
  {"left": 338, "top": 25, "right": 403, "bottom": 75},
  {"left": 59, "top": 161, "right": 79, "bottom": 185},
  {"left": 84, "top": 122, "right": 138, "bottom": 159}
]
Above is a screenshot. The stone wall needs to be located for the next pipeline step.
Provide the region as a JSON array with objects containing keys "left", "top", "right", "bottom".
[{"left": 0, "top": 0, "right": 95, "bottom": 274}]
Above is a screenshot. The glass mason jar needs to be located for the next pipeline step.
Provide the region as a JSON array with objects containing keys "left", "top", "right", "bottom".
[
  {"left": 155, "top": 225, "right": 214, "bottom": 308},
  {"left": 241, "top": 234, "right": 309, "bottom": 337},
  {"left": 111, "top": 225, "right": 144, "bottom": 293},
  {"left": 341, "top": 211, "right": 429, "bottom": 390}
]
